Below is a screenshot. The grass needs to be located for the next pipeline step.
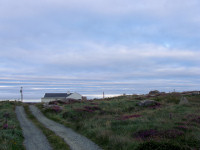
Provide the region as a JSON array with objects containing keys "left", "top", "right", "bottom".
[
  {"left": 0, "top": 101, "right": 25, "bottom": 150},
  {"left": 23, "top": 104, "right": 70, "bottom": 150},
  {"left": 37, "top": 94, "right": 200, "bottom": 150}
]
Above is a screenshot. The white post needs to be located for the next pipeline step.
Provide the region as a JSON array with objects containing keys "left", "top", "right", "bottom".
[{"left": 20, "top": 87, "right": 23, "bottom": 102}]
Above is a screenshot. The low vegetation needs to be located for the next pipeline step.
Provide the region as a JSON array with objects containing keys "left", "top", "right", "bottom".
[
  {"left": 0, "top": 101, "right": 24, "bottom": 150},
  {"left": 24, "top": 105, "right": 70, "bottom": 150},
  {"left": 38, "top": 93, "right": 200, "bottom": 150}
]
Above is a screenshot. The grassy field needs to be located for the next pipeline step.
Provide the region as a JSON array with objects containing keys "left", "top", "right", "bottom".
[
  {"left": 24, "top": 105, "right": 70, "bottom": 150},
  {"left": 0, "top": 101, "right": 25, "bottom": 150},
  {"left": 38, "top": 94, "right": 200, "bottom": 150}
]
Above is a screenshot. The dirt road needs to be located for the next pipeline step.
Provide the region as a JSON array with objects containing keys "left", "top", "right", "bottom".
[
  {"left": 29, "top": 105, "right": 102, "bottom": 150},
  {"left": 15, "top": 106, "right": 52, "bottom": 150}
]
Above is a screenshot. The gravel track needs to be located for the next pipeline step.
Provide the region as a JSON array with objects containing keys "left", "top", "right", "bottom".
[
  {"left": 15, "top": 106, "right": 52, "bottom": 150},
  {"left": 29, "top": 105, "right": 102, "bottom": 150}
]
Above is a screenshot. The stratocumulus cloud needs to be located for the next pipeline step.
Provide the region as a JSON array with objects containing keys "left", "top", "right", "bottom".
[{"left": 0, "top": 0, "right": 200, "bottom": 100}]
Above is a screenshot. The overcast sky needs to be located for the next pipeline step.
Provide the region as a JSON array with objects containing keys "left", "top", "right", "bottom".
[{"left": 0, "top": 0, "right": 200, "bottom": 100}]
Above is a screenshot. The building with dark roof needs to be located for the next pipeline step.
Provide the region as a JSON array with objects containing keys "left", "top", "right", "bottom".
[{"left": 41, "top": 92, "right": 82, "bottom": 103}]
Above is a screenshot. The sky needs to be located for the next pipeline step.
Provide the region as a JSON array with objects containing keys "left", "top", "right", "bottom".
[{"left": 0, "top": 0, "right": 200, "bottom": 100}]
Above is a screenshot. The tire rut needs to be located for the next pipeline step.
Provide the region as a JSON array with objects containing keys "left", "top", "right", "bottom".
[
  {"left": 15, "top": 106, "right": 52, "bottom": 150},
  {"left": 29, "top": 105, "right": 102, "bottom": 150}
]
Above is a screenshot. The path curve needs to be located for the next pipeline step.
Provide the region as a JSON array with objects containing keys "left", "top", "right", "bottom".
[
  {"left": 29, "top": 105, "right": 102, "bottom": 150},
  {"left": 15, "top": 106, "right": 52, "bottom": 150}
]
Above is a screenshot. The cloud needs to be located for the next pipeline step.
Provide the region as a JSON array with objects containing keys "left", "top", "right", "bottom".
[
  {"left": 0, "top": 0, "right": 200, "bottom": 100},
  {"left": 0, "top": 41, "right": 200, "bottom": 77},
  {"left": 1, "top": 0, "right": 200, "bottom": 21},
  {"left": 30, "top": 43, "right": 200, "bottom": 69}
]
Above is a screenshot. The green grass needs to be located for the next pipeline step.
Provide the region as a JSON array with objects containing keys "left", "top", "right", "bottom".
[
  {"left": 0, "top": 101, "right": 25, "bottom": 150},
  {"left": 24, "top": 104, "right": 70, "bottom": 150},
  {"left": 37, "top": 94, "right": 200, "bottom": 150}
]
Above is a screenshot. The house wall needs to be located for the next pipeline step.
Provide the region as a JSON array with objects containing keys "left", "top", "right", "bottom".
[
  {"left": 41, "top": 92, "right": 82, "bottom": 103},
  {"left": 67, "top": 92, "right": 82, "bottom": 100},
  {"left": 41, "top": 97, "right": 65, "bottom": 103}
]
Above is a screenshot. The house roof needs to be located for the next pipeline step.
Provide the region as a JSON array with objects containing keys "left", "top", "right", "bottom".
[{"left": 44, "top": 93, "right": 72, "bottom": 98}]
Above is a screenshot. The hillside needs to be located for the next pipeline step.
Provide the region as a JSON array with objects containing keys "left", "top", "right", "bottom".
[
  {"left": 0, "top": 101, "right": 24, "bottom": 150},
  {"left": 38, "top": 93, "right": 200, "bottom": 150}
]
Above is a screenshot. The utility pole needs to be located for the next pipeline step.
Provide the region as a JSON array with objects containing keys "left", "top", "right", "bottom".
[
  {"left": 103, "top": 91, "right": 104, "bottom": 99},
  {"left": 20, "top": 87, "right": 23, "bottom": 102}
]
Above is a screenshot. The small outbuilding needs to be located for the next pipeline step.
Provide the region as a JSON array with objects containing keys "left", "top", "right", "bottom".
[{"left": 41, "top": 92, "right": 82, "bottom": 103}]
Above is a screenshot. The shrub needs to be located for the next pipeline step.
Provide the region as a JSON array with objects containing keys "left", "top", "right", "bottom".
[
  {"left": 84, "top": 106, "right": 101, "bottom": 111},
  {"left": 65, "top": 99, "right": 80, "bottom": 104},
  {"left": 121, "top": 106, "right": 136, "bottom": 112},
  {"left": 154, "top": 97, "right": 162, "bottom": 102},
  {"left": 133, "top": 129, "right": 158, "bottom": 140},
  {"left": 148, "top": 102, "right": 161, "bottom": 109},
  {"left": 49, "top": 101, "right": 58, "bottom": 105},
  {"left": 62, "top": 110, "right": 94, "bottom": 122},
  {"left": 73, "top": 106, "right": 101, "bottom": 113},
  {"left": 133, "top": 129, "right": 184, "bottom": 140},
  {"left": 175, "top": 125, "right": 189, "bottom": 131},
  {"left": 191, "top": 116, "right": 200, "bottom": 124},
  {"left": 44, "top": 105, "right": 62, "bottom": 113},
  {"left": 90, "top": 102, "right": 99, "bottom": 105},
  {"left": 136, "top": 141, "right": 183, "bottom": 150},
  {"left": 3, "top": 113, "right": 10, "bottom": 118},
  {"left": 184, "top": 114, "right": 200, "bottom": 124},
  {"left": 162, "top": 129, "right": 184, "bottom": 139},
  {"left": 3, "top": 123, "right": 8, "bottom": 129},
  {"left": 118, "top": 114, "right": 141, "bottom": 120},
  {"left": 62, "top": 111, "right": 79, "bottom": 121},
  {"left": 51, "top": 105, "right": 62, "bottom": 113},
  {"left": 165, "top": 94, "right": 180, "bottom": 104}
]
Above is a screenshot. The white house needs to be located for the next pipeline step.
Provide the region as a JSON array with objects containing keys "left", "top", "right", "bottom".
[{"left": 41, "top": 92, "right": 82, "bottom": 103}]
